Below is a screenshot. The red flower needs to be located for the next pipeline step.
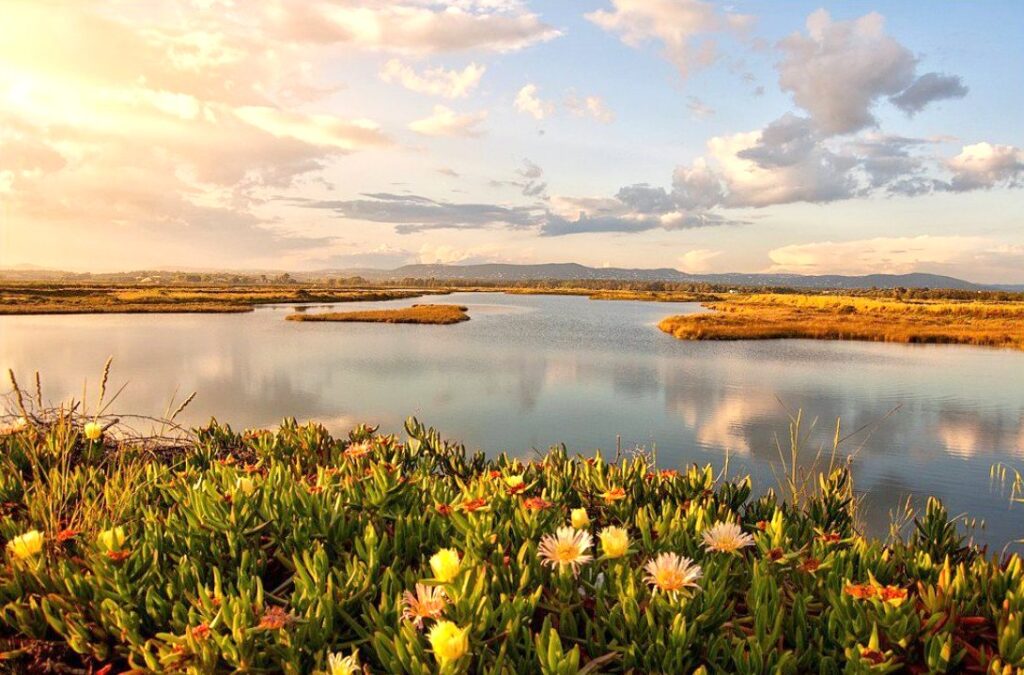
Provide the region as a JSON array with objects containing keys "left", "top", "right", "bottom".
[
  {"left": 57, "top": 528, "right": 80, "bottom": 543},
  {"left": 800, "top": 557, "right": 820, "bottom": 573},
  {"left": 459, "top": 497, "right": 488, "bottom": 512},
  {"left": 191, "top": 624, "right": 211, "bottom": 640},
  {"left": 106, "top": 550, "right": 131, "bottom": 563},
  {"left": 436, "top": 503, "right": 453, "bottom": 516},
  {"left": 258, "top": 606, "right": 293, "bottom": 630},
  {"left": 523, "top": 497, "right": 553, "bottom": 511}
]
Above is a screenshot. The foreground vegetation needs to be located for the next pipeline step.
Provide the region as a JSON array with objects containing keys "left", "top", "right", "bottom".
[
  {"left": 0, "top": 285, "right": 441, "bottom": 315},
  {"left": 288, "top": 304, "right": 470, "bottom": 325},
  {"left": 2, "top": 409, "right": 1023, "bottom": 674},
  {"left": 660, "top": 294, "right": 1024, "bottom": 351}
]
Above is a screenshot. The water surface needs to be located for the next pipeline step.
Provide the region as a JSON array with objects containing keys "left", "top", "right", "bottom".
[{"left": 3, "top": 292, "right": 1023, "bottom": 545}]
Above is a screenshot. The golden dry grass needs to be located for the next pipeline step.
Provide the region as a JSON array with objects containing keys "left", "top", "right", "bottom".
[
  {"left": 658, "top": 293, "right": 1024, "bottom": 350},
  {"left": 0, "top": 285, "right": 440, "bottom": 315},
  {"left": 287, "top": 304, "right": 470, "bottom": 324}
]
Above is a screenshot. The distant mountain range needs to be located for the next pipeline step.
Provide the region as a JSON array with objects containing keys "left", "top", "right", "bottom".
[
  {"left": 4, "top": 262, "right": 1023, "bottom": 291},
  {"left": 314, "top": 263, "right": 1023, "bottom": 291}
]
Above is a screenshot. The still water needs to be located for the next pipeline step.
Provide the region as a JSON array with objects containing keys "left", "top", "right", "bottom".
[{"left": 3, "top": 292, "right": 1023, "bottom": 545}]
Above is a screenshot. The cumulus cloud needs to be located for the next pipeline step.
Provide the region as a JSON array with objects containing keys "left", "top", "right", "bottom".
[
  {"left": 678, "top": 249, "right": 723, "bottom": 273},
  {"left": 265, "top": 0, "right": 561, "bottom": 54},
  {"left": 586, "top": 0, "right": 753, "bottom": 77},
  {"left": 514, "top": 84, "right": 554, "bottom": 120},
  {"left": 777, "top": 10, "right": 970, "bottom": 136},
  {"left": 777, "top": 10, "right": 917, "bottom": 134},
  {"left": 890, "top": 72, "right": 968, "bottom": 115},
  {"left": 408, "top": 105, "right": 488, "bottom": 136},
  {"left": 767, "top": 236, "right": 1024, "bottom": 281},
  {"left": 943, "top": 142, "right": 1024, "bottom": 192},
  {"left": 379, "top": 59, "right": 485, "bottom": 98},
  {"left": 564, "top": 92, "right": 615, "bottom": 123}
]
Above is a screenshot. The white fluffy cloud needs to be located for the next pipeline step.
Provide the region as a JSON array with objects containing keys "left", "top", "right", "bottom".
[
  {"left": 678, "top": 249, "right": 723, "bottom": 273},
  {"left": 514, "top": 84, "right": 554, "bottom": 120},
  {"left": 408, "top": 105, "right": 488, "bottom": 136},
  {"left": 766, "top": 236, "right": 1024, "bottom": 281},
  {"left": 379, "top": 59, "right": 485, "bottom": 98},
  {"left": 945, "top": 142, "right": 1024, "bottom": 192},
  {"left": 564, "top": 92, "right": 614, "bottom": 123},
  {"left": 586, "top": 0, "right": 752, "bottom": 77},
  {"left": 778, "top": 10, "right": 969, "bottom": 135}
]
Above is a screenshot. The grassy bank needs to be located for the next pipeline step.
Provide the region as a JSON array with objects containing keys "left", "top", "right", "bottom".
[
  {"left": 505, "top": 288, "right": 720, "bottom": 302},
  {"left": 0, "top": 285, "right": 443, "bottom": 315},
  {"left": 2, "top": 412, "right": 1023, "bottom": 673},
  {"left": 660, "top": 294, "right": 1024, "bottom": 350},
  {"left": 287, "top": 304, "right": 470, "bottom": 325}
]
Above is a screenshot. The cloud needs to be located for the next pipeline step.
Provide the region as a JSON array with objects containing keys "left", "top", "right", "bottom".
[
  {"left": 234, "top": 107, "right": 390, "bottom": 151},
  {"left": 890, "top": 72, "right": 968, "bottom": 115},
  {"left": 564, "top": 92, "right": 614, "bottom": 123},
  {"left": 686, "top": 96, "right": 715, "bottom": 120},
  {"left": 299, "top": 192, "right": 539, "bottom": 232},
  {"left": 517, "top": 159, "right": 548, "bottom": 198},
  {"left": 764, "top": 235, "right": 1024, "bottom": 282},
  {"left": 514, "top": 84, "right": 554, "bottom": 120},
  {"left": 540, "top": 191, "right": 739, "bottom": 236},
  {"left": 379, "top": 59, "right": 485, "bottom": 98},
  {"left": 586, "top": 0, "right": 752, "bottom": 77},
  {"left": 266, "top": 1, "right": 561, "bottom": 54},
  {"left": 408, "top": 105, "right": 487, "bottom": 136},
  {"left": 777, "top": 10, "right": 918, "bottom": 134},
  {"left": 943, "top": 142, "right": 1024, "bottom": 192},
  {"left": 678, "top": 249, "right": 723, "bottom": 273}
]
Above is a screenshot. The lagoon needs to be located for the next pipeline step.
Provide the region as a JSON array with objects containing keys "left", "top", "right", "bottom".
[{"left": 2, "top": 291, "right": 1023, "bottom": 545}]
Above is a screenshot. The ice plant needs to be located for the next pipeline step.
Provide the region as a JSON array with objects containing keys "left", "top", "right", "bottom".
[
  {"left": 505, "top": 473, "right": 526, "bottom": 495},
  {"left": 327, "top": 651, "right": 361, "bottom": 675},
  {"left": 97, "top": 526, "right": 126, "bottom": 552},
  {"left": 523, "top": 496, "right": 553, "bottom": 510},
  {"left": 599, "top": 526, "right": 630, "bottom": 559},
  {"left": 401, "top": 583, "right": 447, "bottom": 629},
  {"left": 538, "top": 527, "right": 593, "bottom": 574},
  {"left": 601, "top": 487, "right": 626, "bottom": 503},
  {"left": 83, "top": 421, "right": 103, "bottom": 441},
  {"left": 430, "top": 548, "right": 461, "bottom": 582},
  {"left": 428, "top": 620, "right": 469, "bottom": 665},
  {"left": 344, "top": 441, "right": 371, "bottom": 459},
  {"left": 570, "top": 508, "right": 590, "bottom": 529},
  {"left": 6, "top": 530, "right": 43, "bottom": 561},
  {"left": 701, "top": 522, "right": 755, "bottom": 553},
  {"left": 236, "top": 476, "right": 256, "bottom": 496},
  {"left": 644, "top": 553, "right": 702, "bottom": 595}
]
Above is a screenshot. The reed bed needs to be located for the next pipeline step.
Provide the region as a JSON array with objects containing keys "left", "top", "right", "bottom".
[
  {"left": 2, "top": 399, "right": 1023, "bottom": 673},
  {"left": 659, "top": 294, "right": 1024, "bottom": 350},
  {"left": 0, "top": 286, "right": 441, "bottom": 315},
  {"left": 287, "top": 304, "right": 470, "bottom": 325}
]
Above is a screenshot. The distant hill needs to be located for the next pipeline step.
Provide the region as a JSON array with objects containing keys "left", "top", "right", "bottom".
[
  {"left": 316, "top": 263, "right": 1000, "bottom": 291},
  {"left": 4, "top": 263, "right": 1022, "bottom": 291}
]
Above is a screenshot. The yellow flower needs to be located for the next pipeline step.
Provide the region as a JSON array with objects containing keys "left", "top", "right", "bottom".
[
  {"left": 327, "top": 650, "right": 361, "bottom": 675},
  {"left": 504, "top": 474, "right": 525, "bottom": 488},
  {"left": 83, "top": 421, "right": 103, "bottom": 441},
  {"left": 236, "top": 477, "right": 256, "bottom": 496},
  {"left": 428, "top": 620, "right": 469, "bottom": 665},
  {"left": 6, "top": 530, "right": 44, "bottom": 561},
  {"left": 599, "top": 526, "right": 630, "bottom": 559},
  {"left": 430, "top": 548, "right": 461, "bottom": 583},
  {"left": 538, "top": 527, "right": 593, "bottom": 574},
  {"left": 401, "top": 582, "right": 447, "bottom": 629},
  {"left": 644, "top": 553, "right": 702, "bottom": 595},
  {"left": 570, "top": 508, "right": 590, "bottom": 529},
  {"left": 97, "top": 526, "right": 126, "bottom": 552},
  {"left": 701, "top": 522, "right": 755, "bottom": 553}
]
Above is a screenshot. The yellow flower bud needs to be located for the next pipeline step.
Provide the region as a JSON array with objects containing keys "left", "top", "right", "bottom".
[
  {"left": 430, "top": 548, "right": 461, "bottom": 582},
  {"left": 83, "top": 421, "right": 103, "bottom": 441},
  {"left": 236, "top": 477, "right": 256, "bottom": 496},
  {"left": 504, "top": 474, "right": 524, "bottom": 488},
  {"left": 599, "top": 526, "right": 629, "bottom": 559},
  {"left": 570, "top": 508, "right": 590, "bottom": 529},
  {"left": 428, "top": 620, "right": 468, "bottom": 664},
  {"left": 97, "top": 526, "right": 126, "bottom": 552},
  {"left": 6, "top": 530, "right": 44, "bottom": 561}
]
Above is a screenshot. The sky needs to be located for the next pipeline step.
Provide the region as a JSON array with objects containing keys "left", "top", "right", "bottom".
[{"left": 1, "top": 0, "right": 1022, "bottom": 282}]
